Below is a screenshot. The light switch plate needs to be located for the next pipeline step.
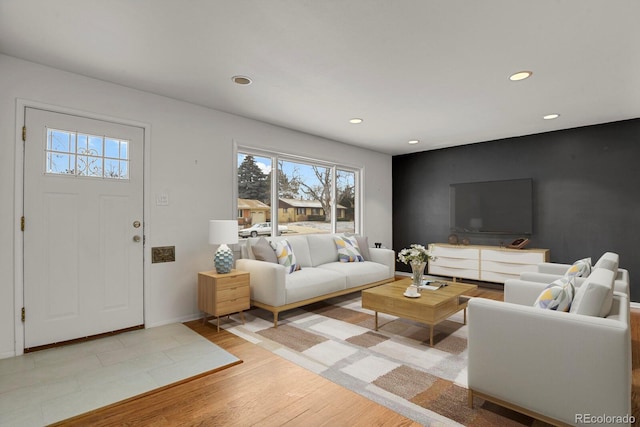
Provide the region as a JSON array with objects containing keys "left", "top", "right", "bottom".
[{"left": 156, "top": 193, "right": 169, "bottom": 206}]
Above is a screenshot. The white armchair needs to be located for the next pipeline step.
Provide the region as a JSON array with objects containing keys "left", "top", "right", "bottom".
[
  {"left": 520, "top": 252, "right": 629, "bottom": 296},
  {"left": 467, "top": 269, "right": 632, "bottom": 426}
]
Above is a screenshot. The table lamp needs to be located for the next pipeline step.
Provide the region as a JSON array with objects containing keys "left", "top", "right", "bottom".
[{"left": 209, "top": 220, "right": 239, "bottom": 274}]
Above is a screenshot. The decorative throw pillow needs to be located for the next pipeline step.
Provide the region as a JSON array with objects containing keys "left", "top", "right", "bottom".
[
  {"left": 353, "top": 235, "right": 371, "bottom": 261},
  {"left": 251, "top": 237, "right": 277, "bottom": 264},
  {"left": 533, "top": 276, "right": 575, "bottom": 312},
  {"left": 334, "top": 236, "right": 364, "bottom": 263},
  {"left": 566, "top": 257, "right": 592, "bottom": 278},
  {"left": 270, "top": 239, "right": 301, "bottom": 273}
]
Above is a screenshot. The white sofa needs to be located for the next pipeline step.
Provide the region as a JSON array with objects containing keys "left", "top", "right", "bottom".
[
  {"left": 519, "top": 252, "right": 630, "bottom": 296},
  {"left": 467, "top": 267, "right": 632, "bottom": 426},
  {"left": 236, "top": 233, "right": 395, "bottom": 326}
]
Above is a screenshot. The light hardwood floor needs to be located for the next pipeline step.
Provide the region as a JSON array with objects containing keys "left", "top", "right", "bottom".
[
  {"left": 53, "top": 321, "right": 421, "bottom": 426},
  {"left": 54, "top": 287, "right": 640, "bottom": 426}
]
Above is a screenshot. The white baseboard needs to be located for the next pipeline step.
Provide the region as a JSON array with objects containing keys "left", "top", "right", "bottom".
[
  {"left": 631, "top": 302, "right": 640, "bottom": 309},
  {"left": 145, "top": 313, "right": 202, "bottom": 329}
]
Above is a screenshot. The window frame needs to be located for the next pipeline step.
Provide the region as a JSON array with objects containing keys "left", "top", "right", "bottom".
[{"left": 235, "top": 147, "right": 361, "bottom": 236}]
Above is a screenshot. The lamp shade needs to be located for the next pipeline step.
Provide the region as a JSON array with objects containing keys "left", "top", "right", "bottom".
[{"left": 209, "top": 220, "right": 239, "bottom": 245}]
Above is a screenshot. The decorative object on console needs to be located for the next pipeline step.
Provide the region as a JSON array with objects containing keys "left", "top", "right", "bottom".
[
  {"left": 462, "top": 238, "right": 470, "bottom": 245},
  {"left": 209, "top": 220, "right": 239, "bottom": 274},
  {"left": 397, "top": 244, "right": 436, "bottom": 287},
  {"left": 507, "top": 237, "right": 530, "bottom": 249},
  {"left": 448, "top": 234, "right": 459, "bottom": 245}
]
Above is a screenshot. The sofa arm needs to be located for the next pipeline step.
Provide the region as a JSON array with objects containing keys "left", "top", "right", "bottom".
[
  {"left": 468, "top": 298, "right": 631, "bottom": 425},
  {"left": 521, "top": 271, "right": 629, "bottom": 296},
  {"left": 537, "top": 262, "right": 570, "bottom": 275},
  {"left": 503, "top": 278, "right": 550, "bottom": 306},
  {"left": 519, "top": 271, "right": 561, "bottom": 283},
  {"left": 615, "top": 269, "right": 630, "bottom": 296},
  {"left": 235, "top": 259, "right": 287, "bottom": 307},
  {"left": 519, "top": 272, "right": 589, "bottom": 289},
  {"left": 368, "top": 247, "right": 395, "bottom": 279}
]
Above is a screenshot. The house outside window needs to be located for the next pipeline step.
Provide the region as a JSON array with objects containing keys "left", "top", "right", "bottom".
[{"left": 237, "top": 149, "right": 360, "bottom": 237}]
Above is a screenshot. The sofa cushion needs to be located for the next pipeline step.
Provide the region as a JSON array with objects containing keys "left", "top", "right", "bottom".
[
  {"left": 306, "top": 234, "right": 339, "bottom": 266},
  {"left": 251, "top": 237, "right": 277, "bottom": 263},
  {"left": 570, "top": 268, "right": 615, "bottom": 317},
  {"left": 317, "top": 261, "right": 389, "bottom": 288},
  {"left": 353, "top": 235, "right": 371, "bottom": 261},
  {"left": 533, "top": 277, "right": 575, "bottom": 312},
  {"left": 593, "top": 252, "right": 619, "bottom": 273},
  {"left": 285, "top": 267, "right": 346, "bottom": 304},
  {"left": 271, "top": 239, "right": 301, "bottom": 274},
  {"left": 334, "top": 235, "right": 364, "bottom": 263},
  {"left": 566, "top": 257, "right": 592, "bottom": 277}
]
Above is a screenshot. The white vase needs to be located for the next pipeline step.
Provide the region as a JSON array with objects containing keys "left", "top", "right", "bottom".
[{"left": 410, "top": 261, "right": 426, "bottom": 287}]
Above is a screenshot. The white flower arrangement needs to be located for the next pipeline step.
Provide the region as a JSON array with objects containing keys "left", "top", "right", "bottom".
[{"left": 397, "top": 244, "right": 436, "bottom": 265}]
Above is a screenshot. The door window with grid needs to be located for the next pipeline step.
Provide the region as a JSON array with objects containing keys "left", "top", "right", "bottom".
[{"left": 46, "top": 128, "right": 129, "bottom": 179}]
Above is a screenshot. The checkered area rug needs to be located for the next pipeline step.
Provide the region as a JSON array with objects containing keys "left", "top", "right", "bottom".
[{"left": 222, "top": 292, "right": 547, "bottom": 426}]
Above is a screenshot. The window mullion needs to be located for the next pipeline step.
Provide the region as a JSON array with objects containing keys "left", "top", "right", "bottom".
[
  {"left": 330, "top": 166, "right": 336, "bottom": 234},
  {"left": 271, "top": 155, "right": 279, "bottom": 235}
]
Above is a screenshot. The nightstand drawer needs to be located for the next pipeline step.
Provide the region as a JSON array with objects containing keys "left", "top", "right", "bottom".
[
  {"left": 216, "top": 273, "right": 250, "bottom": 290},
  {"left": 218, "top": 285, "right": 250, "bottom": 302},
  {"left": 218, "top": 297, "right": 250, "bottom": 316}
]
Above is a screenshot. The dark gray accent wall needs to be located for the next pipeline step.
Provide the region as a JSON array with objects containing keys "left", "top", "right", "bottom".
[{"left": 392, "top": 119, "right": 640, "bottom": 301}]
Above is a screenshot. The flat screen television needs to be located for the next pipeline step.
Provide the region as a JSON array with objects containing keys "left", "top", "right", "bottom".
[{"left": 449, "top": 178, "right": 533, "bottom": 235}]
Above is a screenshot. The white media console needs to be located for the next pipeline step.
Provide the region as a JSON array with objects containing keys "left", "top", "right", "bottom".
[{"left": 428, "top": 243, "right": 550, "bottom": 284}]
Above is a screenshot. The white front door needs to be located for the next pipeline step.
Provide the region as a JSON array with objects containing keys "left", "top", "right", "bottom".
[{"left": 23, "top": 107, "right": 144, "bottom": 349}]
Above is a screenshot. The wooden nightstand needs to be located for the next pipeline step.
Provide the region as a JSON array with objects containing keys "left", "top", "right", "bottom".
[{"left": 197, "top": 269, "right": 250, "bottom": 331}]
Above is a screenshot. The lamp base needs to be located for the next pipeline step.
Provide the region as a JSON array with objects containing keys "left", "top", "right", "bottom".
[{"left": 214, "top": 243, "right": 234, "bottom": 274}]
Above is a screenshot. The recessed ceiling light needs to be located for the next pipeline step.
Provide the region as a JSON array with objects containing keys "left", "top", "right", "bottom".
[
  {"left": 509, "top": 71, "right": 533, "bottom": 81},
  {"left": 231, "top": 75, "right": 252, "bottom": 85},
  {"left": 349, "top": 118, "right": 363, "bottom": 124},
  {"left": 543, "top": 114, "right": 560, "bottom": 120},
  {"left": 408, "top": 140, "right": 419, "bottom": 145}
]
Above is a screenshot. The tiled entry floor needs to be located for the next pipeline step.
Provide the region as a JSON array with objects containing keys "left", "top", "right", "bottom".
[{"left": 0, "top": 323, "right": 239, "bottom": 426}]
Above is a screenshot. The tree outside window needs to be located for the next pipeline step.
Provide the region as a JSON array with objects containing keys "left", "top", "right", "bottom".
[{"left": 237, "top": 151, "right": 359, "bottom": 236}]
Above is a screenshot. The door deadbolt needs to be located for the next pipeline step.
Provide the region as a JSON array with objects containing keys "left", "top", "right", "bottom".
[
  {"left": 133, "top": 235, "right": 141, "bottom": 242},
  {"left": 133, "top": 220, "right": 141, "bottom": 228}
]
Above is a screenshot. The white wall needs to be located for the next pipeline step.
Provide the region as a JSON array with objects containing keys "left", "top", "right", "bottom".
[{"left": 0, "top": 54, "right": 393, "bottom": 358}]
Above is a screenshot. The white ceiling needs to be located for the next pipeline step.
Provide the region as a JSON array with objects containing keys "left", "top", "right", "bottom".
[{"left": 1, "top": 0, "right": 639, "bottom": 155}]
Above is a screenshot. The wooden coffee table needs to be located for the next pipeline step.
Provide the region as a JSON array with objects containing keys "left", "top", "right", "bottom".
[{"left": 361, "top": 277, "right": 477, "bottom": 346}]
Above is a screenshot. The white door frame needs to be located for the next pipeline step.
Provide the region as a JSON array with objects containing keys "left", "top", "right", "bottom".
[{"left": 13, "top": 99, "right": 151, "bottom": 356}]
